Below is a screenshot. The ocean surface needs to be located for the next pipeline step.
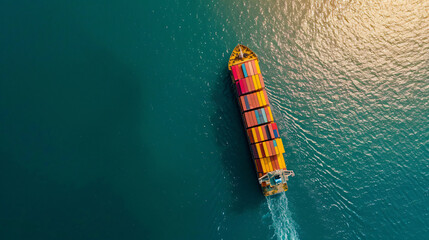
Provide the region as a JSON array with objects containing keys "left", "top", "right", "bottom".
[{"left": 1, "top": 0, "right": 428, "bottom": 239}]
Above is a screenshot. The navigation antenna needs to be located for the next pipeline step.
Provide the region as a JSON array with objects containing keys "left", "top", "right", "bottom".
[{"left": 239, "top": 45, "right": 244, "bottom": 59}]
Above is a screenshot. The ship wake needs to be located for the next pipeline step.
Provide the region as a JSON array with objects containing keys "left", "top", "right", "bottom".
[{"left": 266, "top": 193, "right": 299, "bottom": 240}]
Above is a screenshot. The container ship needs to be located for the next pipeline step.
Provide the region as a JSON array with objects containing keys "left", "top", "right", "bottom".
[{"left": 228, "top": 44, "right": 294, "bottom": 196}]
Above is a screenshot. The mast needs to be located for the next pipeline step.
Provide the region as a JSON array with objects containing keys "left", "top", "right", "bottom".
[{"left": 239, "top": 45, "right": 244, "bottom": 59}]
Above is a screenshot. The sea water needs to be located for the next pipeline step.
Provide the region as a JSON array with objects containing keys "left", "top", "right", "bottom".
[{"left": 1, "top": 0, "right": 428, "bottom": 239}]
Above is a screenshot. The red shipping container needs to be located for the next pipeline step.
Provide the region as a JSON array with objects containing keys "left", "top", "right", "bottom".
[
  {"left": 233, "top": 65, "right": 238, "bottom": 79},
  {"left": 255, "top": 126, "right": 261, "bottom": 142},
  {"left": 237, "top": 65, "right": 244, "bottom": 79},
  {"left": 258, "top": 143, "right": 264, "bottom": 157},
  {"left": 239, "top": 79, "right": 245, "bottom": 94},
  {"left": 272, "top": 122, "right": 278, "bottom": 130},
  {"left": 243, "top": 78, "right": 252, "bottom": 93},
  {"left": 238, "top": 80, "right": 244, "bottom": 95},
  {"left": 232, "top": 65, "right": 238, "bottom": 81}
]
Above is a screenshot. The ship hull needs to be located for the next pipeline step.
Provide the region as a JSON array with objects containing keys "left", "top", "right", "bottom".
[{"left": 228, "top": 44, "right": 294, "bottom": 196}]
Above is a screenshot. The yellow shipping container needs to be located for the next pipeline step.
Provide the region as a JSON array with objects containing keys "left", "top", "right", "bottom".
[
  {"left": 255, "top": 60, "right": 261, "bottom": 74},
  {"left": 278, "top": 154, "right": 286, "bottom": 169},
  {"left": 256, "top": 144, "right": 263, "bottom": 158},
  {"left": 262, "top": 142, "right": 269, "bottom": 158},
  {"left": 259, "top": 91, "right": 266, "bottom": 106},
  {"left": 277, "top": 138, "right": 285, "bottom": 154},
  {"left": 258, "top": 127, "right": 264, "bottom": 141},
  {"left": 260, "top": 158, "right": 266, "bottom": 173},
  {"left": 252, "top": 75, "right": 258, "bottom": 89}
]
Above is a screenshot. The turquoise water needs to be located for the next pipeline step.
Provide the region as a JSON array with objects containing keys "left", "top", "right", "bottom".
[{"left": 1, "top": 0, "right": 428, "bottom": 239}]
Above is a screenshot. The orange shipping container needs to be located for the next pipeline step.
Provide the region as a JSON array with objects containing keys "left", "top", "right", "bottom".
[
  {"left": 248, "top": 112, "right": 255, "bottom": 128},
  {"left": 248, "top": 95, "right": 254, "bottom": 111},
  {"left": 245, "top": 113, "right": 252, "bottom": 128},
  {"left": 272, "top": 156, "right": 280, "bottom": 170},
  {"left": 262, "top": 126, "right": 268, "bottom": 140},
  {"left": 251, "top": 60, "right": 257, "bottom": 75},
  {"left": 248, "top": 62, "right": 254, "bottom": 76},
  {"left": 248, "top": 61, "right": 254, "bottom": 76},
  {"left": 269, "top": 141, "right": 275, "bottom": 156},
  {"left": 249, "top": 76, "right": 255, "bottom": 91}
]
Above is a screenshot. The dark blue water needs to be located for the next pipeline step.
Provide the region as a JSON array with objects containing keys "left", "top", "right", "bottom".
[{"left": 1, "top": 0, "right": 428, "bottom": 239}]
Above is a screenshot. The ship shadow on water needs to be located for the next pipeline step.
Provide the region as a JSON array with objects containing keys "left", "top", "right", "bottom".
[{"left": 210, "top": 68, "right": 265, "bottom": 213}]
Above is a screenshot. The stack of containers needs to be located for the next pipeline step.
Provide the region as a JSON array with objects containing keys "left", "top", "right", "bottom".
[{"left": 231, "top": 59, "right": 288, "bottom": 178}]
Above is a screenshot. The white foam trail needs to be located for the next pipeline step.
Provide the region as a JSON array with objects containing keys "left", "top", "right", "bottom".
[{"left": 266, "top": 193, "right": 299, "bottom": 240}]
